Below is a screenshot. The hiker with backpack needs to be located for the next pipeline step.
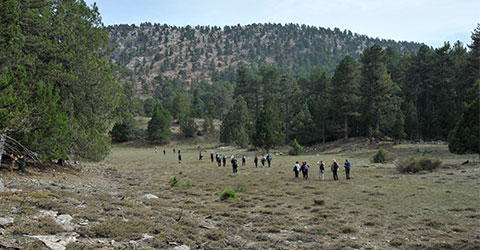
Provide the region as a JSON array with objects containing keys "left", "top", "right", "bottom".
[
  {"left": 344, "top": 159, "right": 351, "bottom": 180},
  {"left": 216, "top": 154, "right": 222, "bottom": 167},
  {"left": 317, "top": 160, "right": 325, "bottom": 180},
  {"left": 210, "top": 152, "right": 214, "bottom": 162},
  {"left": 267, "top": 154, "right": 272, "bottom": 167},
  {"left": 222, "top": 154, "right": 227, "bottom": 167},
  {"left": 178, "top": 153, "right": 182, "bottom": 164},
  {"left": 232, "top": 157, "right": 238, "bottom": 173},
  {"left": 302, "top": 161, "right": 310, "bottom": 180},
  {"left": 199, "top": 152, "right": 203, "bottom": 160},
  {"left": 331, "top": 159, "right": 339, "bottom": 181},
  {"left": 293, "top": 161, "right": 300, "bottom": 179},
  {"left": 261, "top": 155, "right": 266, "bottom": 167},
  {"left": 254, "top": 155, "right": 258, "bottom": 168}
]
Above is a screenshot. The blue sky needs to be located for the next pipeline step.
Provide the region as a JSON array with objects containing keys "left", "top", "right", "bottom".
[{"left": 85, "top": 0, "right": 479, "bottom": 47}]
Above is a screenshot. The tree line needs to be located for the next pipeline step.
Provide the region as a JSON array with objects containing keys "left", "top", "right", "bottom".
[{"left": 139, "top": 25, "right": 479, "bottom": 154}]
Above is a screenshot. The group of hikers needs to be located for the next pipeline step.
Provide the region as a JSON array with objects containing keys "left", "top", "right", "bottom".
[
  {"left": 293, "top": 159, "right": 351, "bottom": 181},
  {"left": 210, "top": 152, "right": 273, "bottom": 173},
  {"left": 154, "top": 146, "right": 352, "bottom": 180}
]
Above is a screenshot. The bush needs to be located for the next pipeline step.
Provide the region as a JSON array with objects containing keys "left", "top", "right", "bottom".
[
  {"left": 219, "top": 189, "right": 238, "bottom": 201},
  {"left": 395, "top": 157, "right": 442, "bottom": 173},
  {"left": 373, "top": 147, "right": 387, "bottom": 163},
  {"left": 185, "top": 180, "right": 192, "bottom": 187},
  {"left": 169, "top": 176, "right": 179, "bottom": 187},
  {"left": 288, "top": 139, "right": 302, "bottom": 155}
]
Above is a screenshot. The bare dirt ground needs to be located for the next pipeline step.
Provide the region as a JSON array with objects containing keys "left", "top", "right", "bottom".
[{"left": 1, "top": 141, "right": 479, "bottom": 249}]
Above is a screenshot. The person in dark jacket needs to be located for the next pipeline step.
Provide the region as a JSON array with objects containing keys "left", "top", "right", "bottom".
[
  {"left": 178, "top": 153, "right": 182, "bottom": 164},
  {"left": 331, "top": 159, "right": 339, "bottom": 181},
  {"left": 199, "top": 152, "right": 203, "bottom": 160},
  {"left": 216, "top": 154, "right": 221, "bottom": 167},
  {"left": 344, "top": 159, "right": 351, "bottom": 180},
  {"left": 293, "top": 161, "right": 300, "bottom": 179},
  {"left": 242, "top": 155, "right": 246, "bottom": 166},
  {"left": 303, "top": 161, "right": 309, "bottom": 180},
  {"left": 261, "top": 155, "right": 266, "bottom": 167},
  {"left": 232, "top": 157, "right": 238, "bottom": 173},
  {"left": 254, "top": 155, "right": 258, "bottom": 168},
  {"left": 267, "top": 154, "right": 272, "bottom": 167},
  {"left": 210, "top": 152, "right": 214, "bottom": 162},
  {"left": 222, "top": 155, "right": 227, "bottom": 167}
]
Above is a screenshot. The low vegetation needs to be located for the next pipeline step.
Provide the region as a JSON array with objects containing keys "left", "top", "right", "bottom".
[{"left": 396, "top": 157, "right": 442, "bottom": 173}]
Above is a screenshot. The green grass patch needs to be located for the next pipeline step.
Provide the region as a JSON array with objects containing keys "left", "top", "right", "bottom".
[{"left": 220, "top": 189, "right": 238, "bottom": 201}]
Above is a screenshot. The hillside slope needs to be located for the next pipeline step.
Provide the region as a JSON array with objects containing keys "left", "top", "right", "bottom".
[{"left": 107, "top": 23, "right": 422, "bottom": 97}]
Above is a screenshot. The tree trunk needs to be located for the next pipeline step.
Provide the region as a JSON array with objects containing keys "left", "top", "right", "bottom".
[
  {"left": 0, "top": 134, "right": 5, "bottom": 165},
  {"left": 322, "top": 122, "right": 325, "bottom": 151},
  {"left": 368, "top": 125, "right": 373, "bottom": 145},
  {"left": 343, "top": 117, "right": 348, "bottom": 142},
  {"left": 375, "top": 121, "right": 380, "bottom": 144}
]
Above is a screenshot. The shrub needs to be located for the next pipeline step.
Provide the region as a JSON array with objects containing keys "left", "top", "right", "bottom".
[
  {"left": 342, "top": 226, "right": 355, "bottom": 233},
  {"left": 395, "top": 157, "right": 442, "bottom": 173},
  {"left": 185, "top": 180, "right": 192, "bottom": 187},
  {"left": 288, "top": 139, "right": 302, "bottom": 156},
  {"left": 219, "top": 189, "right": 238, "bottom": 201},
  {"left": 169, "top": 176, "right": 179, "bottom": 187},
  {"left": 372, "top": 147, "right": 387, "bottom": 163}
]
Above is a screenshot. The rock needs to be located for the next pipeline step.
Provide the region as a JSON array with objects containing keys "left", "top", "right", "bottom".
[
  {"left": 173, "top": 245, "right": 191, "bottom": 250},
  {"left": 56, "top": 214, "right": 74, "bottom": 231},
  {"left": 0, "top": 178, "right": 5, "bottom": 192},
  {"left": 30, "top": 232, "right": 78, "bottom": 250},
  {"left": 0, "top": 217, "right": 14, "bottom": 226},
  {"left": 142, "top": 194, "right": 158, "bottom": 199},
  {"left": 40, "top": 210, "right": 58, "bottom": 217}
]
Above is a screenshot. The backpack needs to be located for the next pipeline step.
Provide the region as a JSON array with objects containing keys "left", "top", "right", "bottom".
[{"left": 267, "top": 155, "right": 272, "bottom": 161}]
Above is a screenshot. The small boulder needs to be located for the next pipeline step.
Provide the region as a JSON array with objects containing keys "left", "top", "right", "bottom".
[
  {"left": 142, "top": 194, "right": 158, "bottom": 199},
  {"left": 0, "top": 217, "right": 14, "bottom": 226}
]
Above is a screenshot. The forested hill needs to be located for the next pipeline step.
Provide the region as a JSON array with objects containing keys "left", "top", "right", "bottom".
[{"left": 107, "top": 23, "right": 422, "bottom": 95}]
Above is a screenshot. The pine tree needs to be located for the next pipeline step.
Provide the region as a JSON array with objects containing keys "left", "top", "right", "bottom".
[
  {"left": 147, "top": 103, "right": 172, "bottom": 143},
  {"left": 219, "top": 96, "right": 252, "bottom": 146},
  {"left": 360, "top": 44, "right": 401, "bottom": 144},
  {"left": 179, "top": 113, "right": 198, "bottom": 137},
  {"left": 253, "top": 96, "right": 284, "bottom": 152},
  {"left": 331, "top": 55, "right": 360, "bottom": 141},
  {"left": 448, "top": 81, "right": 479, "bottom": 154},
  {"left": 293, "top": 103, "right": 316, "bottom": 145}
]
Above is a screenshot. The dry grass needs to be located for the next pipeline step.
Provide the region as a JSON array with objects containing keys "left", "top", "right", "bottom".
[{"left": 0, "top": 142, "right": 479, "bottom": 249}]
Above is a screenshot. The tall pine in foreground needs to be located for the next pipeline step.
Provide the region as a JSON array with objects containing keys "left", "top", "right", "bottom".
[{"left": 0, "top": 0, "right": 120, "bottom": 161}]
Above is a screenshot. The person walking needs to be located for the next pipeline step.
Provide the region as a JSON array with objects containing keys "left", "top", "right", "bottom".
[
  {"left": 199, "top": 152, "right": 203, "bottom": 160},
  {"left": 173, "top": 148, "right": 176, "bottom": 153},
  {"left": 163, "top": 149, "right": 166, "bottom": 155},
  {"left": 261, "top": 155, "right": 266, "bottom": 168},
  {"left": 232, "top": 157, "right": 238, "bottom": 173},
  {"left": 293, "top": 161, "right": 300, "bottom": 179},
  {"left": 154, "top": 146, "right": 158, "bottom": 153},
  {"left": 317, "top": 160, "right": 325, "bottom": 180},
  {"left": 302, "top": 161, "right": 309, "bottom": 180},
  {"left": 178, "top": 153, "right": 182, "bottom": 164},
  {"left": 254, "top": 155, "right": 258, "bottom": 168},
  {"left": 344, "top": 159, "right": 351, "bottom": 180},
  {"left": 331, "top": 159, "right": 339, "bottom": 181},
  {"left": 210, "top": 152, "right": 214, "bottom": 162},
  {"left": 242, "top": 155, "right": 246, "bottom": 166},
  {"left": 222, "top": 154, "right": 227, "bottom": 167},
  {"left": 267, "top": 154, "right": 272, "bottom": 168},
  {"left": 216, "top": 154, "right": 221, "bottom": 167}
]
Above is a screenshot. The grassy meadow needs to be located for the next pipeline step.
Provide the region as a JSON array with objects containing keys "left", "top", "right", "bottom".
[{"left": 1, "top": 140, "right": 479, "bottom": 249}]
